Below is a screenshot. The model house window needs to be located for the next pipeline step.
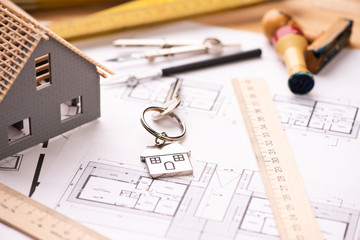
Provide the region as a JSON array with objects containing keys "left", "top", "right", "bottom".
[
  {"left": 0, "top": 155, "right": 23, "bottom": 171},
  {"left": 150, "top": 157, "right": 161, "bottom": 164},
  {"left": 35, "top": 54, "right": 51, "bottom": 89},
  {"left": 173, "top": 154, "right": 185, "bottom": 161},
  {"left": 60, "top": 96, "right": 82, "bottom": 121},
  {"left": 8, "top": 118, "right": 31, "bottom": 143}
]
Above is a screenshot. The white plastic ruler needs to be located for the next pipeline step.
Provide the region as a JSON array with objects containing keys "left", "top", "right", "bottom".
[
  {"left": 232, "top": 78, "right": 323, "bottom": 240},
  {"left": 0, "top": 183, "right": 109, "bottom": 240}
]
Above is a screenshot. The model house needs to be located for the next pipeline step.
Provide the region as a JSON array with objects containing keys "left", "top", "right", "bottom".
[
  {"left": 0, "top": 0, "right": 114, "bottom": 160},
  {"left": 140, "top": 142, "right": 193, "bottom": 178}
]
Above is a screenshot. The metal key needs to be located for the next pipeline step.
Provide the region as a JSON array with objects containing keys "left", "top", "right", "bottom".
[
  {"left": 109, "top": 38, "right": 241, "bottom": 62},
  {"left": 152, "top": 78, "right": 182, "bottom": 120}
]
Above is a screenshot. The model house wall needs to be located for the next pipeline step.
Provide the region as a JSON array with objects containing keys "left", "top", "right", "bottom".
[
  {"left": 0, "top": 0, "right": 114, "bottom": 160},
  {"left": 0, "top": 36, "right": 101, "bottom": 160}
]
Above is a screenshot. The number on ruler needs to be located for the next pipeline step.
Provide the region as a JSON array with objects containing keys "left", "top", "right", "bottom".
[
  {"left": 232, "top": 78, "right": 323, "bottom": 240},
  {"left": 0, "top": 183, "right": 109, "bottom": 240}
]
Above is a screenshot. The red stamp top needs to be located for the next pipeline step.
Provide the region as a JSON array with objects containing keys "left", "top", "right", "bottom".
[{"left": 272, "top": 25, "right": 304, "bottom": 46}]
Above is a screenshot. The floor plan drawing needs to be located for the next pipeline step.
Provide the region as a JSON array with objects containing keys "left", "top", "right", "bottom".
[
  {"left": 4, "top": 21, "right": 360, "bottom": 240},
  {"left": 274, "top": 95, "right": 360, "bottom": 140},
  {"left": 68, "top": 160, "right": 190, "bottom": 217},
  {"left": 121, "top": 77, "right": 224, "bottom": 116},
  {"left": 55, "top": 158, "right": 360, "bottom": 240}
]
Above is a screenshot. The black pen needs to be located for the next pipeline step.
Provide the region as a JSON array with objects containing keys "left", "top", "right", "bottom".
[{"left": 102, "top": 48, "right": 261, "bottom": 86}]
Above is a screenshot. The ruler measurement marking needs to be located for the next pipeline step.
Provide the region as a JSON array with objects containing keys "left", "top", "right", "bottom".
[
  {"left": 47, "top": 0, "right": 266, "bottom": 39},
  {"left": 232, "top": 78, "right": 322, "bottom": 240},
  {"left": 0, "top": 183, "right": 109, "bottom": 240}
]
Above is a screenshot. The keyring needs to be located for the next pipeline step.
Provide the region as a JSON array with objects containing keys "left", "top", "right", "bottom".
[{"left": 140, "top": 106, "right": 186, "bottom": 143}]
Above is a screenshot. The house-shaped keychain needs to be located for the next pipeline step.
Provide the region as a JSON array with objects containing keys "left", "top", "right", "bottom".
[
  {"left": 0, "top": 0, "right": 114, "bottom": 160},
  {"left": 140, "top": 142, "right": 193, "bottom": 178}
]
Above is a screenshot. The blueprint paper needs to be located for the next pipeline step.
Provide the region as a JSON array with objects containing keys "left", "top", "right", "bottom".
[
  {"left": 23, "top": 21, "right": 360, "bottom": 240},
  {"left": 0, "top": 132, "right": 74, "bottom": 194},
  {"left": 0, "top": 131, "right": 75, "bottom": 240}
]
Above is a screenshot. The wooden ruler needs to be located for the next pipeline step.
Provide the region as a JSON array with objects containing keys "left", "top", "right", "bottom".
[
  {"left": 0, "top": 183, "right": 109, "bottom": 240},
  {"left": 47, "top": 0, "right": 266, "bottom": 39},
  {"left": 232, "top": 78, "right": 323, "bottom": 240}
]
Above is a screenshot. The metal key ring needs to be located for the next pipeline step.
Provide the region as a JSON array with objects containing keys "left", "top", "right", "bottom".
[{"left": 140, "top": 106, "right": 186, "bottom": 143}]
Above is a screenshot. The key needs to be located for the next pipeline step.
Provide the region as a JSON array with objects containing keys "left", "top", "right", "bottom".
[
  {"left": 140, "top": 142, "right": 192, "bottom": 178},
  {"left": 152, "top": 78, "right": 182, "bottom": 120},
  {"left": 108, "top": 38, "right": 241, "bottom": 62},
  {"left": 140, "top": 105, "right": 192, "bottom": 178}
]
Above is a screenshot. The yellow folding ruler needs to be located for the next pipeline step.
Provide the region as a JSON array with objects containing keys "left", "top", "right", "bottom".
[
  {"left": 47, "top": 0, "right": 267, "bottom": 39},
  {"left": 0, "top": 183, "right": 109, "bottom": 240},
  {"left": 232, "top": 78, "right": 323, "bottom": 240}
]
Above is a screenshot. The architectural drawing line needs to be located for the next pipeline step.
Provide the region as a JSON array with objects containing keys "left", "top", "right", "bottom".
[
  {"left": 349, "top": 107, "right": 358, "bottom": 135},
  {"left": 52, "top": 159, "right": 360, "bottom": 240},
  {"left": 307, "top": 100, "right": 318, "bottom": 128},
  {"left": 29, "top": 153, "right": 45, "bottom": 197},
  {"left": 42, "top": 140, "right": 49, "bottom": 148},
  {"left": 194, "top": 164, "right": 217, "bottom": 215},
  {"left": 274, "top": 95, "right": 360, "bottom": 139}
]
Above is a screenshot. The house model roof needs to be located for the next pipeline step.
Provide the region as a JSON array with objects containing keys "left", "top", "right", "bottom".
[{"left": 0, "top": 0, "right": 114, "bottom": 103}]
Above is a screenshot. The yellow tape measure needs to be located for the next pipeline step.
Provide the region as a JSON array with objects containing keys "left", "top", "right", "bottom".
[
  {"left": 47, "top": 0, "right": 266, "bottom": 39},
  {"left": 232, "top": 78, "right": 323, "bottom": 240},
  {"left": 0, "top": 183, "right": 109, "bottom": 240}
]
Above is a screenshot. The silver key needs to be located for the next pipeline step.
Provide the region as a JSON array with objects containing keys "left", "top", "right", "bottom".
[
  {"left": 140, "top": 142, "right": 192, "bottom": 178},
  {"left": 152, "top": 78, "right": 182, "bottom": 120}
]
